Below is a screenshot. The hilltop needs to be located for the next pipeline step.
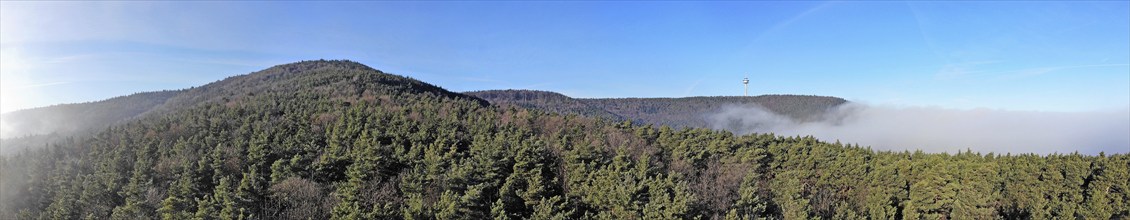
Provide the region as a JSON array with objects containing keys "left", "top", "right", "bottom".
[{"left": 0, "top": 60, "right": 484, "bottom": 141}]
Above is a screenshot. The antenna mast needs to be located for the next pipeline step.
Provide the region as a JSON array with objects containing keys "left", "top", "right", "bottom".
[{"left": 742, "top": 76, "right": 750, "bottom": 96}]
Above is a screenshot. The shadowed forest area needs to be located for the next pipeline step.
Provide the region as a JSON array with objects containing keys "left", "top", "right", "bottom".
[{"left": 1, "top": 60, "right": 1127, "bottom": 219}]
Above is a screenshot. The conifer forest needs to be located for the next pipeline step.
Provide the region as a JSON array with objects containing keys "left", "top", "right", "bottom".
[{"left": 1, "top": 61, "right": 1126, "bottom": 219}]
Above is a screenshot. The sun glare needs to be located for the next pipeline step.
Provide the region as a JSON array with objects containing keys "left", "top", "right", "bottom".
[{"left": 1, "top": 49, "right": 30, "bottom": 114}]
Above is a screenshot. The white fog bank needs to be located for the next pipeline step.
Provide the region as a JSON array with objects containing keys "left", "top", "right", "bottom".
[{"left": 709, "top": 103, "right": 1130, "bottom": 155}]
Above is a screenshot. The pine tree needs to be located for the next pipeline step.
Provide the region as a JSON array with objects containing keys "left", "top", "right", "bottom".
[{"left": 215, "top": 177, "right": 238, "bottom": 220}]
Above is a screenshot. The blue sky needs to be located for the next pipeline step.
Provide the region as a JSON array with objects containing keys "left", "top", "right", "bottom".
[{"left": 2, "top": 1, "right": 1128, "bottom": 113}]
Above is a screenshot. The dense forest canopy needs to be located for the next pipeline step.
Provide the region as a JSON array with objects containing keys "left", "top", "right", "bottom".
[{"left": 1, "top": 60, "right": 1126, "bottom": 219}]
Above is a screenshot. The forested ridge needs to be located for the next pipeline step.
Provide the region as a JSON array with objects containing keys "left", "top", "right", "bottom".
[
  {"left": 1, "top": 60, "right": 1127, "bottom": 219},
  {"left": 465, "top": 90, "right": 847, "bottom": 129},
  {"left": 0, "top": 90, "right": 179, "bottom": 138},
  {"left": 0, "top": 91, "right": 182, "bottom": 156},
  {"left": 464, "top": 90, "right": 625, "bottom": 122}
]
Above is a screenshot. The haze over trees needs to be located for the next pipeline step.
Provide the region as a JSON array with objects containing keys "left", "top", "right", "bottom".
[
  {"left": 1, "top": 60, "right": 1127, "bottom": 219},
  {"left": 467, "top": 90, "right": 1130, "bottom": 155}
]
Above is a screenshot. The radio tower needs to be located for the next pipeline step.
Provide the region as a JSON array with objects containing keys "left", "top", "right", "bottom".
[{"left": 742, "top": 77, "right": 750, "bottom": 96}]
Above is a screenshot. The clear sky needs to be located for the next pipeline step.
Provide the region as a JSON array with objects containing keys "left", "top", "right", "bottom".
[{"left": 2, "top": 1, "right": 1128, "bottom": 113}]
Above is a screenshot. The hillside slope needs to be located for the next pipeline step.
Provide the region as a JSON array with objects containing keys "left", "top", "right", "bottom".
[{"left": 1, "top": 60, "right": 1126, "bottom": 220}]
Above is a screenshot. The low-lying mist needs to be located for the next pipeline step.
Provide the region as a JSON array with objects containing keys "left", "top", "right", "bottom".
[{"left": 708, "top": 103, "right": 1130, "bottom": 155}]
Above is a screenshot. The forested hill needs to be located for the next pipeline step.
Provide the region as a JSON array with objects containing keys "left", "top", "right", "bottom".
[
  {"left": 0, "top": 60, "right": 486, "bottom": 154},
  {"left": 0, "top": 90, "right": 180, "bottom": 139},
  {"left": 0, "top": 60, "right": 484, "bottom": 136},
  {"left": 144, "top": 59, "right": 487, "bottom": 113},
  {"left": 466, "top": 89, "right": 847, "bottom": 128},
  {"left": 0, "top": 90, "right": 181, "bottom": 155},
  {"left": 1, "top": 60, "right": 1127, "bottom": 219},
  {"left": 463, "top": 90, "right": 626, "bottom": 121}
]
